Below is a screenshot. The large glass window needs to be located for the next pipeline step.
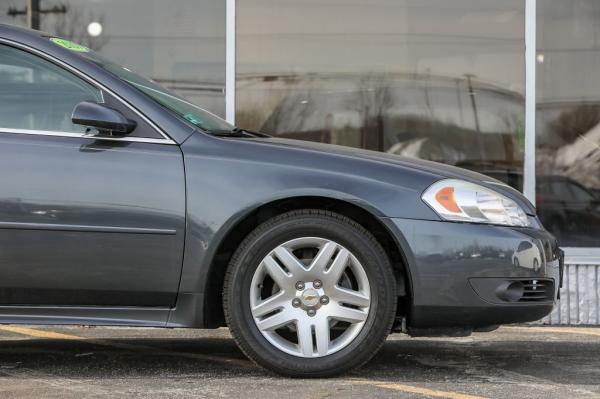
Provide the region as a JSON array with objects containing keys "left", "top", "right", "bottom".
[
  {"left": 236, "top": 0, "right": 526, "bottom": 189},
  {"left": 1, "top": 0, "right": 226, "bottom": 117},
  {"left": 537, "top": 0, "right": 600, "bottom": 247}
]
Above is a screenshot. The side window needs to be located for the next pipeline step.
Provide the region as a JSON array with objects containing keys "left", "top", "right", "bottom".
[
  {"left": 569, "top": 183, "right": 595, "bottom": 202},
  {"left": 551, "top": 182, "right": 574, "bottom": 201},
  {"left": 0, "top": 44, "right": 102, "bottom": 133}
]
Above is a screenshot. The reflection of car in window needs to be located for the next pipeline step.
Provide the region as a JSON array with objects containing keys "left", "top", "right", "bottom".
[
  {"left": 512, "top": 241, "right": 541, "bottom": 271},
  {"left": 481, "top": 170, "right": 600, "bottom": 247},
  {"left": 536, "top": 176, "right": 600, "bottom": 246},
  {"left": 256, "top": 75, "right": 524, "bottom": 175}
]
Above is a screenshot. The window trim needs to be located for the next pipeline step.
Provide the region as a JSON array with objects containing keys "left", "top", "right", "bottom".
[
  {"left": 0, "top": 38, "right": 177, "bottom": 145},
  {"left": 0, "top": 127, "right": 174, "bottom": 144}
]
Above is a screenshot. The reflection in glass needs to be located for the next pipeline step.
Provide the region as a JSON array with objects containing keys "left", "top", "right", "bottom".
[
  {"left": 0, "top": 0, "right": 226, "bottom": 117},
  {"left": 0, "top": 44, "right": 102, "bottom": 133},
  {"left": 537, "top": 0, "right": 600, "bottom": 247},
  {"left": 237, "top": 0, "right": 525, "bottom": 189}
]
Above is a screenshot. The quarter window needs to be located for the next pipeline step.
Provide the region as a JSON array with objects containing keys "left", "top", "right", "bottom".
[{"left": 0, "top": 44, "right": 102, "bottom": 133}]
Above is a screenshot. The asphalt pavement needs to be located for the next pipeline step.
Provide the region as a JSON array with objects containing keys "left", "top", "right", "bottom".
[{"left": 0, "top": 325, "right": 597, "bottom": 398}]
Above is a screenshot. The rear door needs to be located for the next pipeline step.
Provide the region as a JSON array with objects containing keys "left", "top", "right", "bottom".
[{"left": 0, "top": 43, "right": 185, "bottom": 307}]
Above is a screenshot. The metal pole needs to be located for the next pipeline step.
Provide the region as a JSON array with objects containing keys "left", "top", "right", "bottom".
[
  {"left": 465, "top": 74, "right": 481, "bottom": 133},
  {"left": 27, "top": 0, "right": 40, "bottom": 30},
  {"left": 226, "top": 0, "right": 236, "bottom": 124},
  {"left": 524, "top": 0, "right": 537, "bottom": 203},
  {"left": 465, "top": 73, "right": 484, "bottom": 161},
  {"left": 455, "top": 78, "right": 465, "bottom": 126}
]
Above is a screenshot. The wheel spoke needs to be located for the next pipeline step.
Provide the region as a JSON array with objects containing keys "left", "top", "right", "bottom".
[
  {"left": 273, "top": 246, "right": 307, "bottom": 278},
  {"left": 329, "top": 304, "right": 368, "bottom": 323},
  {"left": 322, "top": 248, "right": 349, "bottom": 286},
  {"left": 296, "top": 319, "right": 314, "bottom": 357},
  {"left": 262, "top": 255, "right": 291, "bottom": 289},
  {"left": 251, "top": 291, "right": 288, "bottom": 318},
  {"left": 314, "top": 317, "right": 330, "bottom": 356},
  {"left": 308, "top": 241, "right": 337, "bottom": 273},
  {"left": 332, "top": 286, "right": 370, "bottom": 308},
  {"left": 255, "top": 308, "right": 295, "bottom": 331}
]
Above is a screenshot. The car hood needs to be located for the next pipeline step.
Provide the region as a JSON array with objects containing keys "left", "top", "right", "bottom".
[{"left": 244, "top": 136, "right": 536, "bottom": 215}]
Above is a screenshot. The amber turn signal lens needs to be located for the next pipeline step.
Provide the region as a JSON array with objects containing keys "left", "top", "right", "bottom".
[{"left": 434, "top": 186, "right": 461, "bottom": 213}]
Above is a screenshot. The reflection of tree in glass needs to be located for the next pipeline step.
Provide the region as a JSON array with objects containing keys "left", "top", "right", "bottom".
[
  {"left": 538, "top": 104, "right": 600, "bottom": 191},
  {"left": 345, "top": 73, "right": 393, "bottom": 152},
  {"left": 236, "top": 77, "right": 294, "bottom": 133},
  {"left": 549, "top": 105, "right": 600, "bottom": 145},
  {"left": 267, "top": 77, "right": 319, "bottom": 137}
]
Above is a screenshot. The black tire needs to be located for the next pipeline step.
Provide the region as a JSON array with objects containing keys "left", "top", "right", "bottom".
[{"left": 223, "top": 209, "right": 397, "bottom": 377}]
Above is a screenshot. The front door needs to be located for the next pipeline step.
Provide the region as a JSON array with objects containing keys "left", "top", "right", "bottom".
[{"left": 0, "top": 43, "right": 185, "bottom": 307}]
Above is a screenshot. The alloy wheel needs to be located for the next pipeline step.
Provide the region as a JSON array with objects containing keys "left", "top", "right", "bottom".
[{"left": 249, "top": 237, "right": 371, "bottom": 358}]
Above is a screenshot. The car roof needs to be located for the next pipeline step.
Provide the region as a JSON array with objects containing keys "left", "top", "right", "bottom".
[
  {"left": 0, "top": 23, "right": 56, "bottom": 52},
  {"left": 0, "top": 23, "right": 45, "bottom": 37}
]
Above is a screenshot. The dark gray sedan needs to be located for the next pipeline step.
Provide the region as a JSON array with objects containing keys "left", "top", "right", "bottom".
[{"left": 0, "top": 24, "right": 562, "bottom": 377}]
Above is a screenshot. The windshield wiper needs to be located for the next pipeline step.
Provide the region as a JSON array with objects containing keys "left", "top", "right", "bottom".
[
  {"left": 208, "top": 127, "right": 271, "bottom": 138},
  {"left": 231, "top": 127, "right": 271, "bottom": 138},
  {"left": 209, "top": 129, "right": 248, "bottom": 137}
]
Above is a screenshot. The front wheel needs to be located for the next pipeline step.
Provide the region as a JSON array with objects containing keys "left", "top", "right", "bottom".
[{"left": 223, "top": 210, "right": 397, "bottom": 377}]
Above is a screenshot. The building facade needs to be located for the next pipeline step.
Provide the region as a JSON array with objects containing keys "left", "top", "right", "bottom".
[{"left": 2, "top": 0, "right": 599, "bottom": 324}]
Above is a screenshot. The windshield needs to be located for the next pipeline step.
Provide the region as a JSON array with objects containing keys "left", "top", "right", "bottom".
[{"left": 73, "top": 46, "right": 234, "bottom": 133}]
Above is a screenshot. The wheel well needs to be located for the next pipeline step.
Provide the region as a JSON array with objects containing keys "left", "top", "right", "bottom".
[{"left": 203, "top": 196, "right": 411, "bottom": 327}]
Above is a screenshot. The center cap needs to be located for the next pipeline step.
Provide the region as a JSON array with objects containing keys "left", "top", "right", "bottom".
[{"left": 300, "top": 288, "right": 320, "bottom": 307}]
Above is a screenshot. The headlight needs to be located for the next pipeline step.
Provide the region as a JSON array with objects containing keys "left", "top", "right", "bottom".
[{"left": 422, "top": 179, "right": 530, "bottom": 227}]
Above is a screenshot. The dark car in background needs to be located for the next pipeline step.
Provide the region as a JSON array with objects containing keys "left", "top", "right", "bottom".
[
  {"left": 0, "top": 24, "right": 562, "bottom": 377},
  {"left": 536, "top": 175, "right": 600, "bottom": 246},
  {"left": 483, "top": 170, "right": 600, "bottom": 247}
]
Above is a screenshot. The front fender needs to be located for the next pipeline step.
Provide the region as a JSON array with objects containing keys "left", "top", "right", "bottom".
[{"left": 172, "top": 133, "right": 441, "bottom": 326}]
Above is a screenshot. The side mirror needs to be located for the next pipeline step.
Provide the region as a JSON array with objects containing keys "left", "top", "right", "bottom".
[{"left": 72, "top": 101, "right": 136, "bottom": 134}]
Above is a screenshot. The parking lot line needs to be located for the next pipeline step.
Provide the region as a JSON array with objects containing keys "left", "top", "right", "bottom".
[
  {"left": 506, "top": 326, "right": 600, "bottom": 337},
  {"left": 0, "top": 325, "right": 252, "bottom": 368},
  {"left": 0, "top": 325, "right": 85, "bottom": 340},
  {"left": 352, "top": 379, "right": 488, "bottom": 399}
]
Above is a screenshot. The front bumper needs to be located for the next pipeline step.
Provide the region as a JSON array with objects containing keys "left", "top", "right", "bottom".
[{"left": 384, "top": 218, "right": 561, "bottom": 330}]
